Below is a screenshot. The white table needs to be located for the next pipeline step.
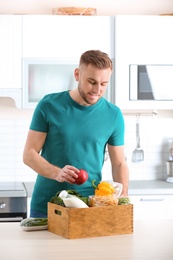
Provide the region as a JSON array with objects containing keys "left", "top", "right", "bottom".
[{"left": 0, "top": 219, "right": 173, "bottom": 260}]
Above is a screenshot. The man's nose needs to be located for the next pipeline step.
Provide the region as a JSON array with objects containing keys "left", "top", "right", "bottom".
[{"left": 93, "top": 84, "right": 101, "bottom": 93}]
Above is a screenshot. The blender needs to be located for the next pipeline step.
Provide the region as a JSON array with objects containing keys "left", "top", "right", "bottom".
[{"left": 166, "top": 140, "right": 173, "bottom": 183}]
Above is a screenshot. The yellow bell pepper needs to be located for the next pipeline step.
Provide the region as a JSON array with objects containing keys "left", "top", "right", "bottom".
[{"left": 92, "top": 180, "right": 115, "bottom": 196}]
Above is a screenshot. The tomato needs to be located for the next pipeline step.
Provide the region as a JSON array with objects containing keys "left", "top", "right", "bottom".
[{"left": 75, "top": 169, "right": 88, "bottom": 185}]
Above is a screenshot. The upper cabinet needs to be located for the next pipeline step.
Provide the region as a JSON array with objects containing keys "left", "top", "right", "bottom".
[
  {"left": 21, "top": 16, "right": 114, "bottom": 107},
  {"left": 0, "top": 15, "right": 114, "bottom": 108},
  {"left": 115, "top": 15, "right": 173, "bottom": 110},
  {"left": 0, "top": 15, "right": 22, "bottom": 89},
  {"left": 0, "top": 15, "right": 22, "bottom": 107},
  {"left": 22, "top": 16, "right": 114, "bottom": 59},
  {"left": 1, "top": 15, "right": 173, "bottom": 110}
]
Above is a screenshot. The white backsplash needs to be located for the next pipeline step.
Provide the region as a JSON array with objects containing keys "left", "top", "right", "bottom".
[
  {"left": 103, "top": 114, "right": 173, "bottom": 181},
  {"left": 0, "top": 98, "right": 173, "bottom": 183}
]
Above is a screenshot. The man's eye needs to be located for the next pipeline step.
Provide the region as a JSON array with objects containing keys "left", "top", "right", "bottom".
[
  {"left": 89, "top": 80, "right": 96, "bottom": 84},
  {"left": 101, "top": 83, "right": 108, "bottom": 87}
]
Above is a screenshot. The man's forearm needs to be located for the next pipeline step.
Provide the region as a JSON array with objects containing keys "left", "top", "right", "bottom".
[
  {"left": 112, "top": 162, "right": 129, "bottom": 196},
  {"left": 23, "top": 149, "right": 60, "bottom": 180}
]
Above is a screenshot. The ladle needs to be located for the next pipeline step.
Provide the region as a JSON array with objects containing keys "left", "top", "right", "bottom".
[{"left": 132, "top": 115, "right": 144, "bottom": 163}]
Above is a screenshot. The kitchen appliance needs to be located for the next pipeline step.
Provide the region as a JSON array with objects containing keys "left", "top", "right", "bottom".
[
  {"left": 166, "top": 161, "right": 173, "bottom": 183},
  {"left": 22, "top": 59, "right": 77, "bottom": 108},
  {"left": 166, "top": 140, "right": 173, "bottom": 183},
  {"left": 0, "top": 182, "right": 27, "bottom": 222},
  {"left": 22, "top": 58, "right": 115, "bottom": 108},
  {"left": 129, "top": 64, "right": 173, "bottom": 101}
]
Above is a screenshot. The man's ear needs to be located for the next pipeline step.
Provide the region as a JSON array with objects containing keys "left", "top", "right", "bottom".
[{"left": 74, "top": 68, "right": 79, "bottom": 81}]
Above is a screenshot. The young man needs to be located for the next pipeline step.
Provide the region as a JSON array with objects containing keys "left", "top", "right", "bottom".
[{"left": 23, "top": 50, "right": 129, "bottom": 217}]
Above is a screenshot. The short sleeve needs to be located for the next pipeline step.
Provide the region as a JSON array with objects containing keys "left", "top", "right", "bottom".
[
  {"left": 107, "top": 108, "right": 125, "bottom": 146},
  {"left": 29, "top": 97, "right": 49, "bottom": 133}
]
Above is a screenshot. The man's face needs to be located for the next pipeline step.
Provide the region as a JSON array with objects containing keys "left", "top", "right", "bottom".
[{"left": 74, "top": 64, "right": 112, "bottom": 106}]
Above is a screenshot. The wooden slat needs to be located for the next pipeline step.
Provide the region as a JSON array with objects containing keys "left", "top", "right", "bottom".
[{"left": 48, "top": 203, "right": 133, "bottom": 239}]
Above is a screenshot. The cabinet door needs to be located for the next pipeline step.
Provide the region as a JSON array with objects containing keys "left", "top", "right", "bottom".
[
  {"left": 130, "top": 195, "right": 173, "bottom": 219},
  {"left": 0, "top": 15, "right": 22, "bottom": 89},
  {"left": 22, "top": 15, "right": 114, "bottom": 59},
  {"left": 115, "top": 15, "right": 173, "bottom": 110}
]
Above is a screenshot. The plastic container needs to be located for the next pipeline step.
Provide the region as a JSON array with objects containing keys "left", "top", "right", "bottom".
[{"left": 59, "top": 190, "right": 88, "bottom": 208}]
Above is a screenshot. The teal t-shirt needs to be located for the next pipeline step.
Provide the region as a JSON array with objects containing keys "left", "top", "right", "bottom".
[{"left": 30, "top": 91, "right": 125, "bottom": 214}]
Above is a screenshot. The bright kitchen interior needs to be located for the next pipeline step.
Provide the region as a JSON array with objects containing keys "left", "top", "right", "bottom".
[
  {"left": 0, "top": 15, "right": 173, "bottom": 182},
  {"left": 0, "top": 3, "right": 173, "bottom": 259},
  {"left": 1, "top": 14, "right": 173, "bottom": 221}
]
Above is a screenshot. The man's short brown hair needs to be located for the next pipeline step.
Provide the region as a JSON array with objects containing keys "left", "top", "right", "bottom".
[{"left": 79, "top": 50, "right": 113, "bottom": 70}]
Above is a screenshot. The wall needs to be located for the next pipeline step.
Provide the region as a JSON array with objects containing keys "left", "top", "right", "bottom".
[
  {"left": 0, "top": 0, "right": 173, "bottom": 15},
  {"left": 0, "top": 13, "right": 173, "bottom": 183},
  {"left": 103, "top": 112, "right": 173, "bottom": 182},
  {"left": 0, "top": 98, "right": 36, "bottom": 182},
  {"left": 0, "top": 98, "right": 172, "bottom": 183}
]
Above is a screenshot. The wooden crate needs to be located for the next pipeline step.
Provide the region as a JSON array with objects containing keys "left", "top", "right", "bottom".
[{"left": 48, "top": 202, "right": 133, "bottom": 239}]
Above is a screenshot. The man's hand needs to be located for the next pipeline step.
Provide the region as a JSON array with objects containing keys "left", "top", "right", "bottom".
[{"left": 55, "top": 165, "right": 80, "bottom": 184}]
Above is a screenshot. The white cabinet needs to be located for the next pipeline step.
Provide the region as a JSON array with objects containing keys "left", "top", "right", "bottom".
[
  {"left": 0, "top": 15, "right": 22, "bottom": 107},
  {"left": 0, "top": 15, "right": 113, "bottom": 108},
  {"left": 0, "top": 16, "right": 22, "bottom": 88},
  {"left": 22, "top": 16, "right": 114, "bottom": 59},
  {"left": 22, "top": 16, "right": 114, "bottom": 108},
  {"left": 115, "top": 15, "right": 173, "bottom": 110},
  {"left": 130, "top": 195, "right": 173, "bottom": 220}
]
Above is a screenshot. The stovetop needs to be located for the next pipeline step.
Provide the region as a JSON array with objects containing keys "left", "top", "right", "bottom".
[{"left": 0, "top": 182, "right": 27, "bottom": 197}]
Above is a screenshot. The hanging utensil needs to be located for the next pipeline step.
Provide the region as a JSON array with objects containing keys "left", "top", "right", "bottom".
[{"left": 132, "top": 115, "right": 144, "bottom": 163}]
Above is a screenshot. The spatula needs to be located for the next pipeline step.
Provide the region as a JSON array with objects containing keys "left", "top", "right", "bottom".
[{"left": 132, "top": 118, "right": 144, "bottom": 163}]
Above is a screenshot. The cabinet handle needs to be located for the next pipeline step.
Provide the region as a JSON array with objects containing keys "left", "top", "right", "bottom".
[{"left": 140, "top": 198, "right": 164, "bottom": 202}]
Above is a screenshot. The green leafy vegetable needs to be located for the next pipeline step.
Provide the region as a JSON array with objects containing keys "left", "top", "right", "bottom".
[
  {"left": 21, "top": 218, "right": 47, "bottom": 227},
  {"left": 118, "top": 197, "right": 131, "bottom": 205},
  {"left": 50, "top": 195, "right": 65, "bottom": 206}
]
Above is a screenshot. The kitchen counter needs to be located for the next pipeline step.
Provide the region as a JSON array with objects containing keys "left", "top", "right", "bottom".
[
  {"left": 24, "top": 182, "right": 35, "bottom": 197},
  {"left": 128, "top": 180, "right": 173, "bottom": 195},
  {"left": 0, "top": 220, "right": 173, "bottom": 260},
  {"left": 24, "top": 180, "right": 173, "bottom": 197}
]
